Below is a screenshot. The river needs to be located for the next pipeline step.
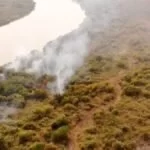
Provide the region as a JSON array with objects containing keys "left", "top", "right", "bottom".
[{"left": 0, "top": 0, "right": 85, "bottom": 65}]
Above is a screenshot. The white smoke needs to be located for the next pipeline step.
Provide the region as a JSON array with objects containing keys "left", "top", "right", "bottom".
[
  {"left": 0, "top": 104, "right": 17, "bottom": 122},
  {"left": 5, "top": 0, "right": 119, "bottom": 93},
  {"left": 0, "top": 73, "right": 5, "bottom": 81}
]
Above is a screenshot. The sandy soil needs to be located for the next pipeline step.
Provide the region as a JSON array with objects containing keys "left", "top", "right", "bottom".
[{"left": 0, "top": 0, "right": 35, "bottom": 26}]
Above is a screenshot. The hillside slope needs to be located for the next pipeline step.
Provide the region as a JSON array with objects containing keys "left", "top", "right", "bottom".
[
  {"left": 0, "top": 0, "right": 150, "bottom": 149},
  {"left": 0, "top": 46, "right": 149, "bottom": 150}
]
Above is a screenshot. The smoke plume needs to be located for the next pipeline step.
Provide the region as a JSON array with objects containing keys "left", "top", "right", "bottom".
[
  {"left": 0, "top": 104, "right": 17, "bottom": 122},
  {"left": 4, "top": 0, "right": 128, "bottom": 93}
]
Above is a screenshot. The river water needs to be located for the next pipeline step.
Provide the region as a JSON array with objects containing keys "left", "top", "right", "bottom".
[{"left": 0, "top": 0, "right": 85, "bottom": 65}]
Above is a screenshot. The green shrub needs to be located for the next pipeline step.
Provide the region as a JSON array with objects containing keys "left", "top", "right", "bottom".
[
  {"left": 51, "top": 117, "right": 68, "bottom": 130},
  {"left": 93, "top": 111, "right": 105, "bottom": 125},
  {"left": 0, "top": 135, "right": 8, "bottom": 150},
  {"left": 112, "top": 140, "right": 135, "bottom": 150},
  {"left": 117, "top": 62, "right": 127, "bottom": 69},
  {"left": 31, "top": 105, "right": 52, "bottom": 121},
  {"left": 5, "top": 72, "right": 35, "bottom": 86},
  {"left": 54, "top": 94, "right": 64, "bottom": 104},
  {"left": 63, "top": 104, "right": 77, "bottom": 112},
  {"left": 112, "top": 141, "right": 125, "bottom": 150},
  {"left": 23, "top": 123, "right": 38, "bottom": 130},
  {"left": 84, "top": 127, "right": 97, "bottom": 135},
  {"left": 123, "top": 85, "right": 142, "bottom": 97},
  {"left": 60, "top": 96, "right": 71, "bottom": 105},
  {"left": 1, "top": 83, "right": 26, "bottom": 96},
  {"left": 33, "top": 89, "right": 48, "bottom": 100},
  {"left": 121, "top": 125, "right": 130, "bottom": 133},
  {"left": 103, "top": 94, "right": 115, "bottom": 102},
  {"left": 18, "top": 130, "right": 35, "bottom": 144},
  {"left": 142, "top": 91, "right": 150, "bottom": 98},
  {"left": 44, "top": 143, "right": 58, "bottom": 150},
  {"left": 81, "top": 139, "right": 97, "bottom": 150},
  {"left": 80, "top": 96, "right": 90, "bottom": 103},
  {"left": 29, "top": 142, "right": 45, "bottom": 150},
  {"left": 8, "top": 94, "right": 25, "bottom": 108},
  {"left": 124, "top": 75, "right": 132, "bottom": 83},
  {"left": 25, "top": 89, "right": 48, "bottom": 100},
  {"left": 146, "top": 84, "right": 150, "bottom": 90},
  {"left": 131, "top": 79, "right": 147, "bottom": 86},
  {"left": 95, "top": 56, "right": 103, "bottom": 62},
  {"left": 99, "top": 83, "right": 114, "bottom": 93},
  {"left": 41, "top": 129, "right": 51, "bottom": 142},
  {"left": 51, "top": 126, "right": 69, "bottom": 143},
  {"left": 141, "top": 132, "right": 150, "bottom": 142},
  {"left": 0, "top": 96, "right": 8, "bottom": 103},
  {"left": 89, "top": 67, "right": 98, "bottom": 73}
]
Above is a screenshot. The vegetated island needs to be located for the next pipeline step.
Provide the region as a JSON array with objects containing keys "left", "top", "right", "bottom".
[{"left": 0, "top": 0, "right": 35, "bottom": 26}]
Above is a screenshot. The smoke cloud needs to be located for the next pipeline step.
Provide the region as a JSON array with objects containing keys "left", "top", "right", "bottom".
[
  {"left": 0, "top": 73, "right": 5, "bottom": 81},
  {"left": 0, "top": 104, "right": 17, "bottom": 122},
  {"left": 6, "top": 0, "right": 141, "bottom": 93}
]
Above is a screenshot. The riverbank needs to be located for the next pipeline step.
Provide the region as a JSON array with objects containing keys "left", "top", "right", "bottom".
[{"left": 0, "top": 0, "right": 35, "bottom": 26}]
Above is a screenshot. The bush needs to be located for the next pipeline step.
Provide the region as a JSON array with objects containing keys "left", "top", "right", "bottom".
[
  {"left": 23, "top": 123, "right": 38, "bottom": 130},
  {"left": 98, "top": 83, "right": 114, "bottom": 93},
  {"left": 96, "top": 56, "right": 103, "bottom": 62},
  {"left": 18, "top": 130, "right": 35, "bottom": 144},
  {"left": 51, "top": 126, "right": 69, "bottom": 143},
  {"left": 80, "top": 96, "right": 90, "bottom": 103},
  {"left": 29, "top": 142, "right": 45, "bottom": 150},
  {"left": 0, "top": 96, "right": 8, "bottom": 103},
  {"left": 93, "top": 111, "right": 105, "bottom": 125},
  {"left": 123, "top": 85, "right": 142, "bottom": 97},
  {"left": 31, "top": 105, "right": 52, "bottom": 121},
  {"left": 1, "top": 83, "right": 26, "bottom": 96},
  {"left": 117, "top": 62, "right": 127, "bottom": 69},
  {"left": 0, "top": 135, "right": 8, "bottom": 150},
  {"left": 40, "top": 129, "right": 51, "bottom": 142},
  {"left": 26, "top": 89, "right": 48, "bottom": 100},
  {"left": 33, "top": 89, "right": 48, "bottom": 100},
  {"left": 112, "top": 141, "right": 125, "bottom": 150},
  {"left": 51, "top": 117, "right": 68, "bottom": 130},
  {"left": 44, "top": 143, "right": 58, "bottom": 150},
  {"left": 131, "top": 79, "right": 147, "bottom": 86},
  {"left": 54, "top": 94, "right": 63, "bottom": 104},
  {"left": 84, "top": 127, "right": 97, "bottom": 135},
  {"left": 141, "top": 132, "right": 150, "bottom": 142},
  {"left": 142, "top": 91, "right": 150, "bottom": 99},
  {"left": 8, "top": 94, "right": 25, "bottom": 108},
  {"left": 124, "top": 75, "right": 132, "bottom": 83},
  {"left": 63, "top": 104, "right": 77, "bottom": 112},
  {"left": 103, "top": 94, "right": 115, "bottom": 102},
  {"left": 81, "top": 139, "right": 97, "bottom": 150},
  {"left": 146, "top": 84, "right": 150, "bottom": 90}
]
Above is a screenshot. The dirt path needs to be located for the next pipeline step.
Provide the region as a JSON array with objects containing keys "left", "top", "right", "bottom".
[
  {"left": 67, "top": 70, "right": 125, "bottom": 150},
  {"left": 108, "top": 70, "right": 125, "bottom": 103},
  {"left": 68, "top": 109, "right": 96, "bottom": 150}
]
